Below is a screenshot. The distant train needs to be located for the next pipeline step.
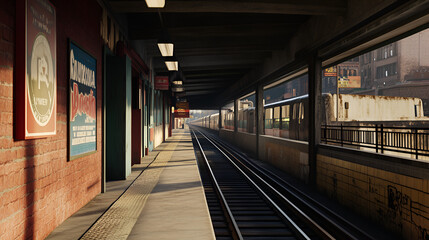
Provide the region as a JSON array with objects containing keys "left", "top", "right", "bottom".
[{"left": 191, "top": 93, "right": 426, "bottom": 141}]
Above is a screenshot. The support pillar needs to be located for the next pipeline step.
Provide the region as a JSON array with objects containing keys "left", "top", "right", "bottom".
[
  {"left": 234, "top": 99, "right": 238, "bottom": 132},
  {"left": 218, "top": 107, "right": 222, "bottom": 131},
  {"left": 255, "top": 83, "right": 264, "bottom": 160},
  {"left": 308, "top": 54, "right": 322, "bottom": 186}
]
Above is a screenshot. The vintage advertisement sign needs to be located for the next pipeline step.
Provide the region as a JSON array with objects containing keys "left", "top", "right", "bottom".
[
  {"left": 176, "top": 102, "right": 189, "bottom": 109},
  {"left": 175, "top": 101, "right": 189, "bottom": 118},
  {"left": 69, "top": 41, "right": 97, "bottom": 160},
  {"left": 174, "top": 109, "right": 190, "bottom": 118},
  {"left": 155, "top": 76, "right": 169, "bottom": 90},
  {"left": 15, "top": 0, "right": 57, "bottom": 139},
  {"left": 337, "top": 63, "right": 361, "bottom": 88},
  {"left": 323, "top": 66, "right": 337, "bottom": 77}
]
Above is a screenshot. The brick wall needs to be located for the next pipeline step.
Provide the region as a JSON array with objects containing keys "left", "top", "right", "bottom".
[
  {"left": 0, "top": 0, "right": 103, "bottom": 239},
  {"left": 317, "top": 154, "right": 429, "bottom": 240}
]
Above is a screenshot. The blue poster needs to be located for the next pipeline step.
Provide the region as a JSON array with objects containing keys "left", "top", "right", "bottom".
[{"left": 69, "top": 41, "right": 97, "bottom": 159}]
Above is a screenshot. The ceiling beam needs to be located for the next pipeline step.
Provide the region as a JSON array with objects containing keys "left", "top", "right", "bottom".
[
  {"left": 185, "top": 90, "right": 220, "bottom": 96},
  {"left": 153, "top": 58, "right": 260, "bottom": 72},
  {"left": 109, "top": 1, "right": 346, "bottom": 15},
  {"left": 184, "top": 85, "right": 225, "bottom": 91},
  {"left": 184, "top": 77, "right": 236, "bottom": 83},
  {"left": 129, "top": 22, "right": 298, "bottom": 39}
]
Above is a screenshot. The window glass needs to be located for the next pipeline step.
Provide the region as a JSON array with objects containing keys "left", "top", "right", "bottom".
[
  {"left": 264, "top": 108, "right": 273, "bottom": 130},
  {"left": 273, "top": 107, "right": 280, "bottom": 128},
  {"left": 321, "top": 28, "right": 429, "bottom": 159},
  {"left": 221, "top": 102, "right": 234, "bottom": 130},
  {"left": 281, "top": 105, "right": 290, "bottom": 130},
  {"left": 238, "top": 93, "right": 255, "bottom": 133}
]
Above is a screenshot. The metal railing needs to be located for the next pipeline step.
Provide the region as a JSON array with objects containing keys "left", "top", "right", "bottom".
[{"left": 321, "top": 124, "right": 429, "bottom": 159}]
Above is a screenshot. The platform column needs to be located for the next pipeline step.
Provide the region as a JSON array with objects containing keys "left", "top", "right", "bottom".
[
  {"left": 255, "top": 83, "right": 264, "bottom": 160},
  {"left": 218, "top": 107, "right": 222, "bottom": 130},
  {"left": 234, "top": 99, "right": 238, "bottom": 132},
  {"left": 308, "top": 54, "right": 322, "bottom": 186}
]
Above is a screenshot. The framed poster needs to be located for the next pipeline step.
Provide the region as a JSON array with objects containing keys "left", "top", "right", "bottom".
[
  {"left": 155, "top": 76, "right": 169, "bottom": 90},
  {"left": 69, "top": 41, "right": 97, "bottom": 160},
  {"left": 15, "top": 0, "right": 57, "bottom": 139}
]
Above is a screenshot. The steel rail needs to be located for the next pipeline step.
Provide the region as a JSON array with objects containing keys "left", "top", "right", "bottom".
[
  {"left": 193, "top": 129, "right": 316, "bottom": 240},
  {"left": 199, "top": 128, "right": 375, "bottom": 240},
  {"left": 191, "top": 129, "right": 243, "bottom": 240}
]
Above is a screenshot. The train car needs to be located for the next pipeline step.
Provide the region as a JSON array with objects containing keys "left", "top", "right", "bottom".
[
  {"left": 264, "top": 95, "right": 308, "bottom": 140},
  {"left": 196, "top": 93, "right": 426, "bottom": 143},
  {"left": 264, "top": 93, "right": 426, "bottom": 141},
  {"left": 224, "top": 110, "right": 234, "bottom": 130},
  {"left": 210, "top": 113, "right": 219, "bottom": 130}
]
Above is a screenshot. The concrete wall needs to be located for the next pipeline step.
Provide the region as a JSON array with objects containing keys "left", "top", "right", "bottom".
[
  {"left": 317, "top": 146, "right": 429, "bottom": 240},
  {"left": 219, "top": 129, "right": 257, "bottom": 156},
  {"left": 218, "top": 129, "right": 309, "bottom": 182},
  {"left": 0, "top": 0, "right": 103, "bottom": 239},
  {"left": 258, "top": 136, "right": 309, "bottom": 182},
  {"left": 329, "top": 94, "right": 425, "bottom": 121}
]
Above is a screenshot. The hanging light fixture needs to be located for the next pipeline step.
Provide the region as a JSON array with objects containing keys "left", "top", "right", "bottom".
[
  {"left": 158, "top": 43, "right": 173, "bottom": 56},
  {"left": 157, "top": 30, "right": 173, "bottom": 56},
  {"left": 165, "top": 61, "right": 178, "bottom": 71},
  {"left": 145, "top": 0, "right": 165, "bottom": 8},
  {"left": 165, "top": 56, "right": 178, "bottom": 71}
]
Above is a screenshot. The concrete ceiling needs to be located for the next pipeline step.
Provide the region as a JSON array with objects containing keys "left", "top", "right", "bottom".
[{"left": 104, "top": 0, "right": 365, "bottom": 109}]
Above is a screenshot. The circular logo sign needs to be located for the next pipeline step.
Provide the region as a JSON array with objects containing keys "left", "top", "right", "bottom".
[{"left": 28, "top": 34, "right": 55, "bottom": 126}]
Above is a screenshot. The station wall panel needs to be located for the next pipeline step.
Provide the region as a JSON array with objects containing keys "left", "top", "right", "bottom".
[
  {"left": 219, "top": 129, "right": 257, "bottom": 157},
  {"left": 258, "top": 136, "right": 309, "bottom": 183},
  {"left": 317, "top": 154, "right": 429, "bottom": 240}
]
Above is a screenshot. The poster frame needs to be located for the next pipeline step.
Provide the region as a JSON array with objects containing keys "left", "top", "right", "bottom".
[
  {"left": 68, "top": 39, "right": 97, "bottom": 161},
  {"left": 15, "top": 0, "right": 57, "bottom": 140}
]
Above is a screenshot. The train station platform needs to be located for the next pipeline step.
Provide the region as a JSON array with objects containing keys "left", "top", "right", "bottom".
[{"left": 46, "top": 129, "right": 215, "bottom": 240}]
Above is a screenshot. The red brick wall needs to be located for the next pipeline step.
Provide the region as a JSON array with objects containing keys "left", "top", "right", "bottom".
[{"left": 0, "top": 0, "right": 103, "bottom": 239}]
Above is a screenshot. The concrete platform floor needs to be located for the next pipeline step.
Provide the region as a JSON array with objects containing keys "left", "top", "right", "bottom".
[{"left": 46, "top": 129, "right": 215, "bottom": 240}]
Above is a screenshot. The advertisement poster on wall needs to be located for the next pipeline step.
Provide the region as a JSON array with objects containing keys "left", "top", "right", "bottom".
[
  {"left": 15, "top": 0, "right": 57, "bottom": 139},
  {"left": 337, "top": 63, "right": 361, "bottom": 88},
  {"left": 69, "top": 41, "right": 97, "bottom": 160},
  {"left": 155, "top": 76, "right": 169, "bottom": 90}
]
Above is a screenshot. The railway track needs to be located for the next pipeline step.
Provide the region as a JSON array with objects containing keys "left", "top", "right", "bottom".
[{"left": 190, "top": 126, "right": 376, "bottom": 240}]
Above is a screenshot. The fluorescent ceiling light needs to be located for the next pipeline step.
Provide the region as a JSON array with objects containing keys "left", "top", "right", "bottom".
[
  {"left": 145, "top": 0, "right": 165, "bottom": 8},
  {"left": 165, "top": 61, "right": 178, "bottom": 71},
  {"left": 173, "top": 81, "right": 182, "bottom": 85},
  {"left": 157, "top": 43, "right": 173, "bottom": 56},
  {"left": 172, "top": 87, "right": 184, "bottom": 92}
]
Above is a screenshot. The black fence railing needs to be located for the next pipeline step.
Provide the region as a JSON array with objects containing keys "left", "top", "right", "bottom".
[{"left": 321, "top": 124, "right": 429, "bottom": 159}]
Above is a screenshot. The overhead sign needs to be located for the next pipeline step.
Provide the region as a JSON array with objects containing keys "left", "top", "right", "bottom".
[
  {"left": 155, "top": 76, "right": 169, "bottom": 90},
  {"left": 175, "top": 102, "right": 189, "bottom": 118},
  {"left": 174, "top": 109, "right": 190, "bottom": 118},
  {"left": 69, "top": 41, "right": 97, "bottom": 160},
  {"left": 176, "top": 102, "right": 189, "bottom": 109},
  {"left": 16, "top": 0, "right": 57, "bottom": 139},
  {"left": 337, "top": 63, "right": 361, "bottom": 88}
]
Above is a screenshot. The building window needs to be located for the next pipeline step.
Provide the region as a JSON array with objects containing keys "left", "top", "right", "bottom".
[
  {"left": 376, "top": 63, "right": 397, "bottom": 79},
  {"left": 376, "top": 43, "right": 397, "bottom": 61}
]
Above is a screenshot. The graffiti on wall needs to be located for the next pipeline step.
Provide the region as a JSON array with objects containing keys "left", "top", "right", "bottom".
[{"left": 372, "top": 184, "right": 429, "bottom": 239}]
